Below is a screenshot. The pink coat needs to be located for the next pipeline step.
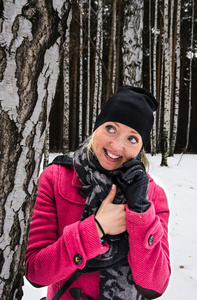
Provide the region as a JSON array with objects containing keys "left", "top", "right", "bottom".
[{"left": 25, "top": 163, "right": 170, "bottom": 300}]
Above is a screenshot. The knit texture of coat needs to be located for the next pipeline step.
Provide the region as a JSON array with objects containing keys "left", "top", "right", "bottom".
[{"left": 25, "top": 164, "right": 171, "bottom": 300}]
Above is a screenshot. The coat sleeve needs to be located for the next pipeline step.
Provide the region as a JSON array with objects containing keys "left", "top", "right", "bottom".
[
  {"left": 25, "top": 165, "right": 109, "bottom": 286},
  {"left": 126, "top": 180, "right": 171, "bottom": 298}
]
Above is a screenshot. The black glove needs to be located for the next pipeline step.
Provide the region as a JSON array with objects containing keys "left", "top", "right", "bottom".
[{"left": 115, "top": 160, "right": 150, "bottom": 213}]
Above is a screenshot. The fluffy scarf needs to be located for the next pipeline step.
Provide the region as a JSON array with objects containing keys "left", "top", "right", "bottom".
[{"left": 52, "top": 138, "right": 145, "bottom": 300}]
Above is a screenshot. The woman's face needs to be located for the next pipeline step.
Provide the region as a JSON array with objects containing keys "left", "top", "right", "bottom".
[{"left": 93, "top": 122, "right": 143, "bottom": 170}]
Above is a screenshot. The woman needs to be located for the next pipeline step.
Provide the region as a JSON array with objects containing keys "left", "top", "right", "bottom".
[{"left": 25, "top": 86, "right": 170, "bottom": 300}]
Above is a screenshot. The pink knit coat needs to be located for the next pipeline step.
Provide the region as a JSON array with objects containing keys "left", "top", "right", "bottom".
[{"left": 25, "top": 164, "right": 171, "bottom": 300}]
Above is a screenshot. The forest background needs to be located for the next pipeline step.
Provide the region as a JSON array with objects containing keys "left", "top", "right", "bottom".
[
  {"left": 0, "top": 0, "right": 196, "bottom": 299},
  {"left": 49, "top": 0, "right": 197, "bottom": 161}
]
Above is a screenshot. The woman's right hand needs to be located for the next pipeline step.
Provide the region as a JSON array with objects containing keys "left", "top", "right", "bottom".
[{"left": 95, "top": 184, "right": 126, "bottom": 238}]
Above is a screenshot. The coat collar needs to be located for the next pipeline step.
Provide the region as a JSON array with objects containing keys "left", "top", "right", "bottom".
[{"left": 72, "top": 166, "right": 82, "bottom": 188}]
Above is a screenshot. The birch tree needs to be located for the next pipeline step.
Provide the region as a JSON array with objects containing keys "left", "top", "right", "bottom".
[
  {"left": 185, "top": 0, "right": 194, "bottom": 153},
  {"left": 98, "top": 10, "right": 103, "bottom": 115},
  {"left": 149, "top": 0, "right": 152, "bottom": 93},
  {"left": 92, "top": 0, "right": 103, "bottom": 127},
  {"left": 0, "top": 1, "right": 72, "bottom": 299},
  {"left": 85, "top": 0, "right": 91, "bottom": 138},
  {"left": 106, "top": 0, "right": 117, "bottom": 101},
  {"left": 161, "top": 0, "right": 170, "bottom": 166},
  {"left": 169, "top": 0, "right": 175, "bottom": 114},
  {"left": 122, "top": 0, "right": 144, "bottom": 87},
  {"left": 112, "top": 1, "right": 117, "bottom": 94},
  {"left": 170, "top": 0, "right": 181, "bottom": 155},
  {"left": 70, "top": 8, "right": 79, "bottom": 151},
  {"left": 43, "top": 126, "right": 50, "bottom": 169},
  {"left": 79, "top": 1, "right": 83, "bottom": 144},
  {"left": 115, "top": 0, "right": 123, "bottom": 92},
  {"left": 63, "top": 7, "right": 73, "bottom": 153},
  {"left": 151, "top": 0, "right": 158, "bottom": 154}
]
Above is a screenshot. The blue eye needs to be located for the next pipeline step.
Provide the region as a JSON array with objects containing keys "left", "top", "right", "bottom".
[
  {"left": 128, "top": 136, "right": 138, "bottom": 144},
  {"left": 106, "top": 125, "right": 115, "bottom": 133}
]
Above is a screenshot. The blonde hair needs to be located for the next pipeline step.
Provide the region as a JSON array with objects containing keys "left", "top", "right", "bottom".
[{"left": 86, "top": 130, "right": 149, "bottom": 170}]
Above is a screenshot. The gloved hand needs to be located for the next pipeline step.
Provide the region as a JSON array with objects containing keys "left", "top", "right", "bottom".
[{"left": 114, "top": 160, "right": 150, "bottom": 213}]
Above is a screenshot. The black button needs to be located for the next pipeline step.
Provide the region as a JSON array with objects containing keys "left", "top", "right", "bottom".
[
  {"left": 74, "top": 254, "right": 82, "bottom": 265},
  {"left": 148, "top": 234, "right": 154, "bottom": 245}
]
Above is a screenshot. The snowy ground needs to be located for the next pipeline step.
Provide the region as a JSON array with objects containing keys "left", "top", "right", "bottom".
[{"left": 23, "top": 154, "right": 197, "bottom": 299}]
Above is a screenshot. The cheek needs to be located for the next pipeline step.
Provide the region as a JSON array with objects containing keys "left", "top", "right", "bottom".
[
  {"left": 94, "top": 133, "right": 108, "bottom": 148},
  {"left": 93, "top": 133, "right": 104, "bottom": 154},
  {"left": 124, "top": 148, "right": 136, "bottom": 159},
  {"left": 125, "top": 146, "right": 141, "bottom": 159}
]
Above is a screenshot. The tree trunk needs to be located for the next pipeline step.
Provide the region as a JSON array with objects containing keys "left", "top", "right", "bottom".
[
  {"left": 157, "top": 0, "right": 164, "bottom": 104},
  {"left": 0, "top": 1, "right": 72, "bottom": 299},
  {"left": 79, "top": 1, "right": 83, "bottom": 144},
  {"left": 71, "top": 8, "right": 79, "bottom": 151},
  {"left": 92, "top": 0, "right": 103, "bottom": 127},
  {"left": 122, "top": 0, "right": 144, "bottom": 87},
  {"left": 85, "top": 0, "right": 91, "bottom": 138},
  {"left": 185, "top": 0, "right": 194, "bottom": 153},
  {"left": 115, "top": 0, "right": 123, "bottom": 92},
  {"left": 168, "top": 0, "right": 175, "bottom": 143},
  {"left": 63, "top": 7, "right": 72, "bottom": 153},
  {"left": 161, "top": 0, "right": 170, "bottom": 166},
  {"left": 149, "top": 0, "right": 152, "bottom": 93},
  {"left": 98, "top": 6, "right": 103, "bottom": 115},
  {"left": 157, "top": 51, "right": 164, "bottom": 152},
  {"left": 43, "top": 126, "right": 50, "bottom": 169},
  {"left": 106, "top": 0, "right": 117, "bottom": 101},
  {"left": 170, "top": 0, "right": 181, "bottom": 155},
  {"left": 151, "top": 0, "right": 158, "bottom": 155},
  {"left": 112, "top": 0, "right": 117, "bottom": 94},
  {"left": 169, "top": 12, "right": 177, "bottom": 156}
]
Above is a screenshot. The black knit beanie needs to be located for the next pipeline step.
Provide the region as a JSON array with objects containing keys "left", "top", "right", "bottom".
[{"left": 94, "top": 86, "right": 158, "bottom": 147}]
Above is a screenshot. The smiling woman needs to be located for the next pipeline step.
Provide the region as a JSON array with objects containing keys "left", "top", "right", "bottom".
[
  {"left": 92, "top": 122, "right": 143, "bottom": 170},
  {"left": 25, "top": 86, "right": 170, "bottom": 300}
]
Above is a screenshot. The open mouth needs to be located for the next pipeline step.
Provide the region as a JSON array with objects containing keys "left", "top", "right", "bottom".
[{"left": 104, "top": 149, "right": 122, "bottom": 160}]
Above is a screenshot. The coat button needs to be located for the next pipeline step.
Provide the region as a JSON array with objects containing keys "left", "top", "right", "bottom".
[
  {"left": 74, "top": 254, "right": 82, "bottom": 265},
  {"left": 148, "top": 234, "right": 154, "bottom": 245}
]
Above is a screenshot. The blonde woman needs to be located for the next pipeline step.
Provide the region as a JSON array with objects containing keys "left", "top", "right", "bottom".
[{"left": 25, "top": 86, "right": 170, "bottom": 300}]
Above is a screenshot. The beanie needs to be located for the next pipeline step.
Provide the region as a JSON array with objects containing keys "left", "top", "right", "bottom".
[{"left": 94, "top": 86, "right": 158, "bottom": 147}]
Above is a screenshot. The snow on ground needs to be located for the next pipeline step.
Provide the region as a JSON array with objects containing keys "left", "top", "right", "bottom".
[{"left": 23, "top": 154, "right": 197, "bottom": 300}]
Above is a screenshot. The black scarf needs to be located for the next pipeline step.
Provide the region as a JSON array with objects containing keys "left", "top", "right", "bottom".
[{"left": 52, "top": 138, "right": 145, "bottom": 300}]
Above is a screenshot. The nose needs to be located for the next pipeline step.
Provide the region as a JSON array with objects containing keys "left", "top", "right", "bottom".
[{"left": 111, "top": 140, "right": 124, "bottom": 153}]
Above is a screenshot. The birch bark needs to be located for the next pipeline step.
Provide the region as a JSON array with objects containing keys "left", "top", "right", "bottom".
[
  {"left": 149, "top": 0, "right": 152, "bottom": 93},
  {"left": 151, "top": 0, "right": 158, "bottom": 154},
  {"left": 106, "top": 0, "right": 117, "bottom": 100},
  {"left": 63, "top": 7, "right": 72, "bottom": 153},
  {"left": 112, "top": 1, "right": 117, "bottom": 94},
  {"left": 43, "top": 125, "right": 50, "bottom": 169},
  {"left": 79, "top": 1, "right": 83, "bottom": 144},
  {"left": 98, "top": 10, "right": 103, "bottom": 115},
  {"left": 0, "top": 1, "right": 72, "bottom": 299},
  {"left": 161, "top": 0, "right": 170, "bottom": 166},
  {"left": 115, "top": 0, "right": 123, "bottom": 92},
  {"left": 185, "top": 0, "right": 194, "bottom": 152},
  {"left": 170, "top": 0, "right": 181, "bottom": 155},
  {"left": 85, "top": 0, "right": 91, "bottom": 138},
  {"left": 92, "top": 0, "right": 103, "bottom": 127},
  {"left": 122, "top": 0, "right": 144, "bottom": 87},
  {"left": 169, "top": 0, "right": 174, "bottom": 120}
]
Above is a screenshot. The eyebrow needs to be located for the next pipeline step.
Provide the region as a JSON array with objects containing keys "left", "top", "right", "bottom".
[{"left": 113, "top": 122, "right": 139, "bottom": 135}]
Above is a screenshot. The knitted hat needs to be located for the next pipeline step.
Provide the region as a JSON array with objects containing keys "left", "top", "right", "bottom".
[{"left": 94, "top": 86, "right": 158, "bottom": 147}]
